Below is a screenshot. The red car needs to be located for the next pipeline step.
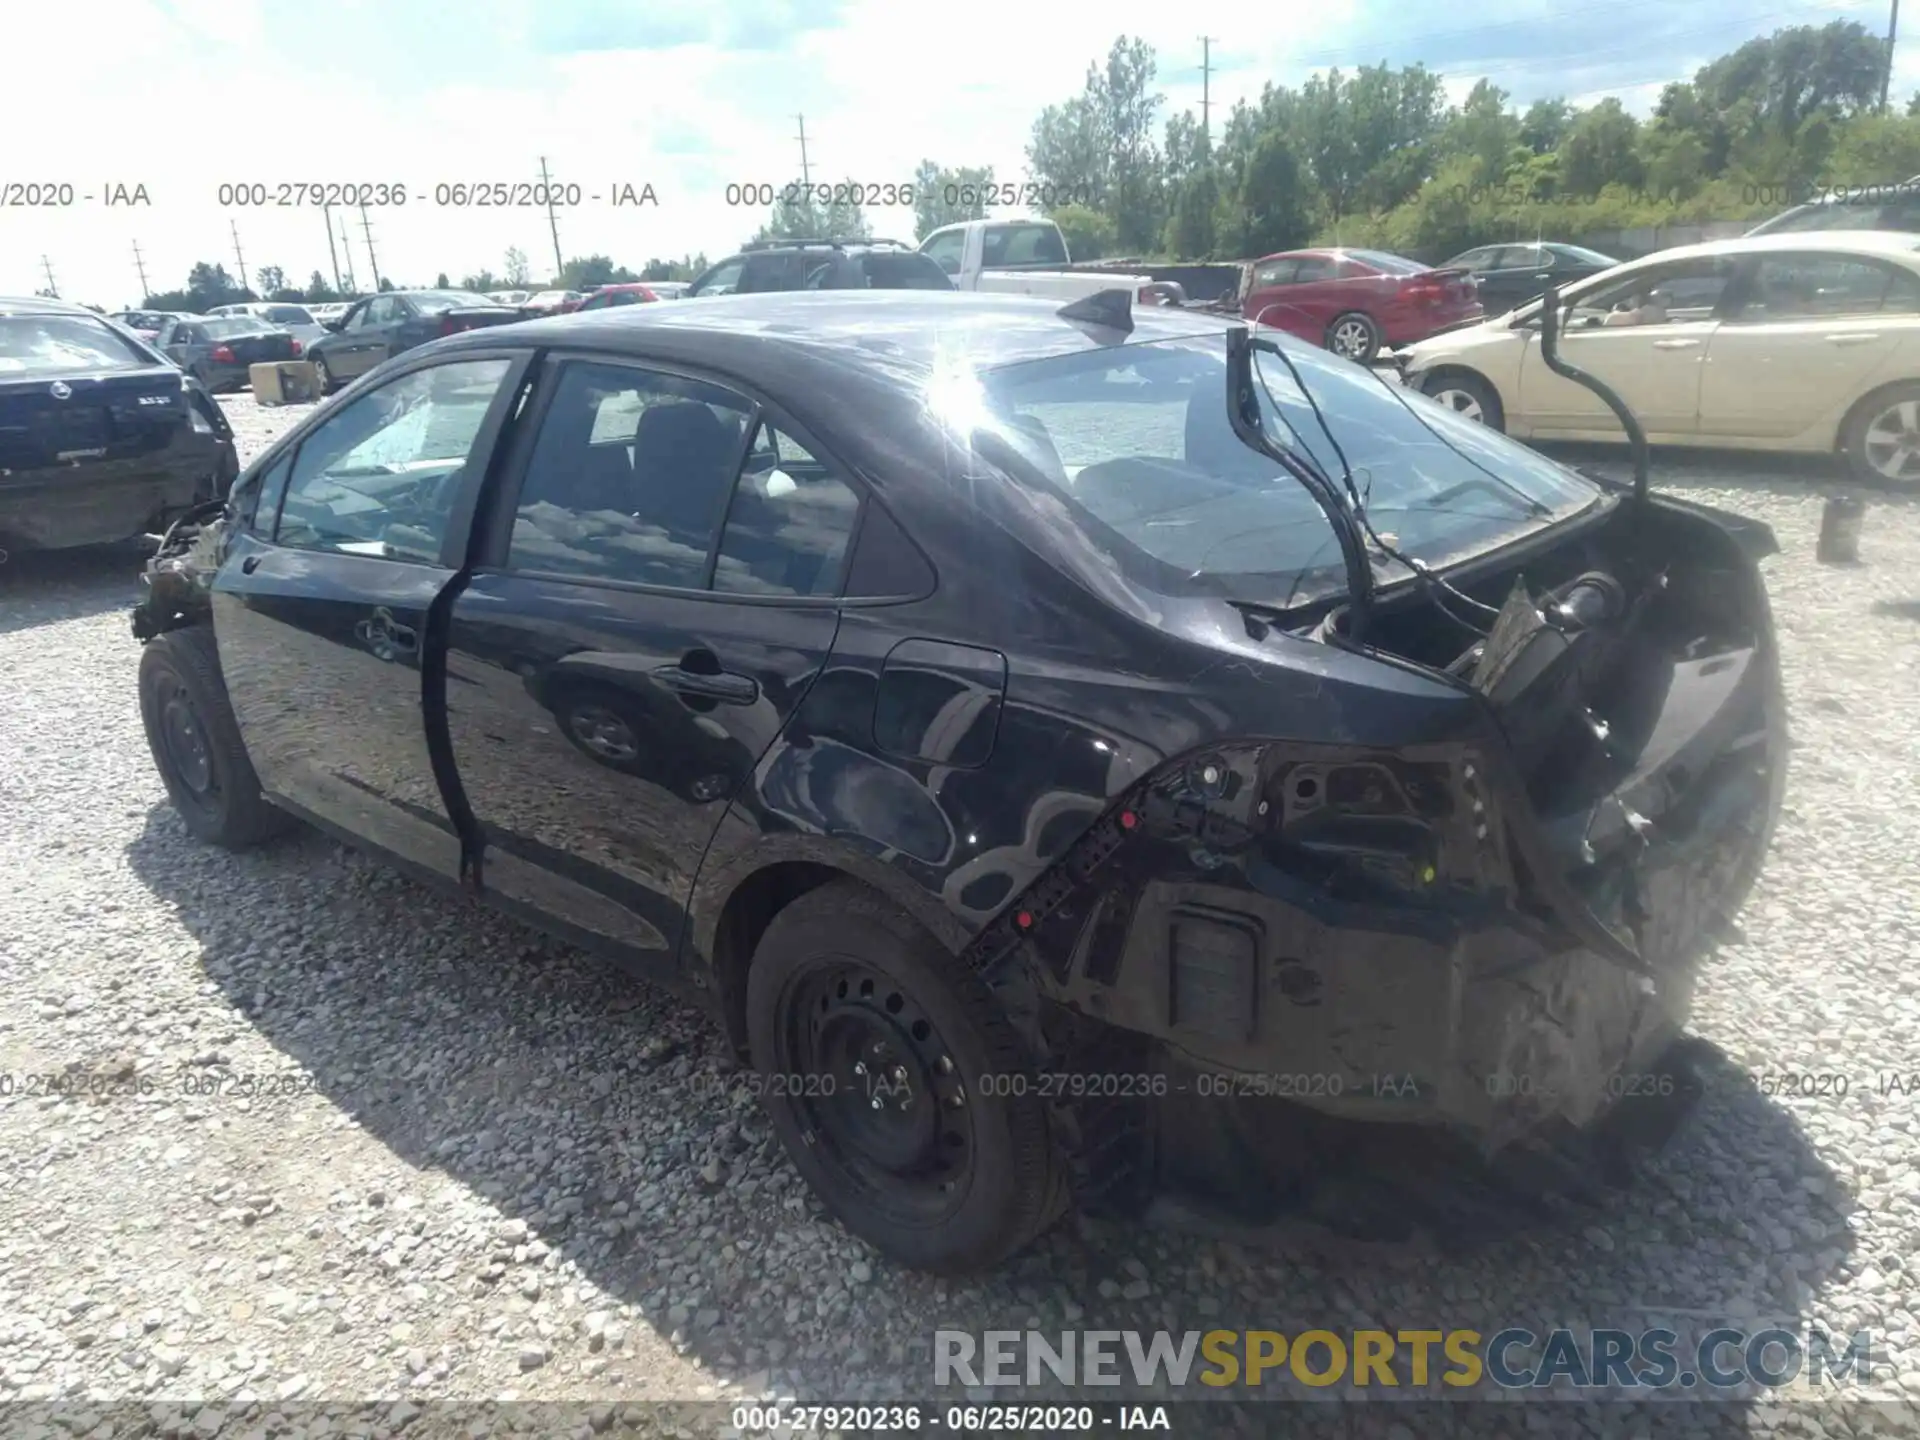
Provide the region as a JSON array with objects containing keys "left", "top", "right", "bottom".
[
  {"left": 1241, "top": 248, "right": 1481, "bottom": 363},
  {"left": 567, "top": 283, "right": 661, "bottom": 313}
]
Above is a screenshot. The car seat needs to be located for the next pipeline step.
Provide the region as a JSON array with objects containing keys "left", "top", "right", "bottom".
[{"left": 630, "top": 401, "right": 739, "bottom": 547}]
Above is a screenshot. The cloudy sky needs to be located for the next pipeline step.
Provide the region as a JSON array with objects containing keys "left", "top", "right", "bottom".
[{"left": 0, "top": 0, "right": 1909, "bottom": 306}]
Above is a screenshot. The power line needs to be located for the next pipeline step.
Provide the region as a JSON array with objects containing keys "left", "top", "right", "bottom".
[
  {"left": 359, "top": 203, "right": 382, "bottom": 291},
  {"left": 132, "top": 241, "right": 150, "bottom": 301},
  {"left": 1882, "top": 0, "right": 1901, "bottom": 109},
  {"left": 230, "top": 221, "right": 249, "bottom": 298},
  {"left": 337, "top": 211, "right": 358, "bottom": 295},
  {"left": 322, "top": 204, "right": 344, "bottom": 294},
  {"left": 1199, "top": 37, "right": 1218, "bottom": 147},
  {"left": 538, "top": 156, "right": 564, "bottom": 281}
]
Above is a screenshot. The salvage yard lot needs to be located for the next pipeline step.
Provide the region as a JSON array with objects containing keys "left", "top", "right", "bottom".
[{"left": 1, "top": 393, "right": 1917, "bottom": 1425}]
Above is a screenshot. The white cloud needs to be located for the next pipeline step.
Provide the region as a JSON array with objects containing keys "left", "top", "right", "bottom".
[{"left": 3, "top": 0, "right": 1915, "bottom": 304}]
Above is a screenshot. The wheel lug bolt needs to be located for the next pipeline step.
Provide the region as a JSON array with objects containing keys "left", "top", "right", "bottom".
[
  {"left": 870, "top": 1095, "right": 884, "bottom": 1111},
  {"left": 891, "top": 1066, "right": 907, "bottom": 1084},
  {"left": 936, "top": 1056, "right": 954, "bottom": 1075},
  {"left": 853, "top": 1062, "right": 867, "bottom": 1076}
]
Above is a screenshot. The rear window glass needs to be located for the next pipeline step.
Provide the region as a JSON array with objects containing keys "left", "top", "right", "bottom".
[
  {"left": 0, "top": 314, "right": 151, "bottom": 374},
  {"left": 203, "top": 317, "right": 273, "bottom": 337},
  {"left": 1342, "top": 250, "right": 1425, "bottom": 274},
  {"left": 411, "top": 291, "right": 486, "bottom": 312},
  {"left": 955, "top": 332, "right": 1596, "bottom": 610},
  {"left": 981, "top": 224, "right": 1069, "bottom": 267},
  {"left": 263, "top": 305, "right": 313, "bottom": 323},
  {"left": 857, "top": 253, "right": 954, "bottom": 290}
]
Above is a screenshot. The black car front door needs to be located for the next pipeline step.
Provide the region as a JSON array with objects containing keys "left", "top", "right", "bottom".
[
  {"left": 211, "top": 350, "right": 531, "bottom": 881},
  {"left": 1480, "top": 246, "right": 1554, "bottom": 314},
  {"left": 440, "top": 354, "right": 863, "bottom": 967}
]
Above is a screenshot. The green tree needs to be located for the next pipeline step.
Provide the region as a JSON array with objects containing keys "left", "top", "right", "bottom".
[
  {"left": 185, "top": 262, "right": 245, "bottom": 310},
  {"left": 301, "top": 271, "right": 342, "bottom": 303},
  {"left": 1218, "top": 130, "right": 1312, "bottom": 257},
  {"left": 912, "top": 160, "right": 995, "bottom": 238},
  {"left": 1163, "top": 164, "right": 1218, "bottom": 258},
  {"left": 1049, "top": 203, "right": 1116, "bottom": 260},
  {"left": 503, "top": 247, "right": 530, "bottom": 286},
  {"left": 1559, "top": 98, "right": 1645, "bottom": 197},
  {"left": 1027, "top": 36, "right": 1165, "bottom": 253},
  {"left": 254, "top": 265, "right": 287, "bottom": 297},
  {"left": 560, "top": 255, "right": 641, "bottom": 289},
  {"left": 1519, "top": 98, "right": 1575, "bottom": 155},
  {"left": 1442, "top": 80, "right": 1523, "bottom": 186},
  {"left": 460, "top": 268, "right": 500, "bottom": 293}
]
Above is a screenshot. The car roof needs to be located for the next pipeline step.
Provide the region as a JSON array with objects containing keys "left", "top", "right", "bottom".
[
  {"left": 1620, "top": 230, "right": 1920, "bottom": 266},
  {"left": 0, "top": 297, "right": 114, "bottom": 319},
  {"left": 440, "top": 290, "right": 1240, "bottom": 386}
]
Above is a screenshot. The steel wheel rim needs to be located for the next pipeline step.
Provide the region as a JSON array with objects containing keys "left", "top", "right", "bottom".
[
  {"left": 779, "top": 957, "right": 976, "bottom": 1226},
  {"left": 1432, "top": 387, "right": 1485, "bottom": 423},
  {"left": 566, "top": 704, "right": 638, "bottom": 762},
  {"left": 158, "top": 682, "right": 216, "bottom": 800},
  {"left": 1863, "top": 400, "right": 1920, "bottom": 483},
  {"left": 1331, "top": 319, "right": 1373, "bottom": 358}
]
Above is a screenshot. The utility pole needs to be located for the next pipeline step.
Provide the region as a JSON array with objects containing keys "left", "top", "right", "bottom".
[
  {"left": 132, "top": 240, "right": 151, "bottom": 301},
  {"left": 322, "top": 205, "right": 343, "bottom": 294},
  {"left": 538, "top": 156, "right": 564, "bottom": 282},
  {"left": 40, "top": 255, "right": 57, "bottom": 298},
  {"left": 337, "top": 212, "right": 357, "bottom": 295},
  {"left": 230, "top": 221, "right": 250, "bottom": 297},
  {"left": 1883, "top": 0, "right": 1902, "bottom": 111},
  {"left": 1199, "top": 37, "right": 1217, "bottom": 149},
  {"left": 359, "top": 203, "right": 383, "bottom": 291},
  {"left": 795, "top": 114, "right": 812, "bottom": 187}
]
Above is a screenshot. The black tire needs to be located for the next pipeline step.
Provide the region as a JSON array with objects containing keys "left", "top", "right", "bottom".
[
  {"left": 311, "top": 353, "right": 336, "bottom": 396},
  {"left": 1325, "top": 310, "right": 1382, "bottom": 364},
  {"left": 1842, "top": 381, "right": 1920, "bottom": 491},
  {"left": 745, "top": 879, "right": 1065, "bottom": 1273},
  {"left": 1421, "top": 369, "right": 1506, "bottom": 432},
  {"left": 138, "top": 627, "right": 293, "bottom": 849}
]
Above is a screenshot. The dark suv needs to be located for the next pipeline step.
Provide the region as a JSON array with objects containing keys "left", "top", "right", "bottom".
[{"left": 686, "top": 239, "right": 954, "bottom": 297}]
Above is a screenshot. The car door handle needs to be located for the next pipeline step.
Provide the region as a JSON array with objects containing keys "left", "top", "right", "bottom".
[
  {"left": 1824, "top": 333, "right": 1881, "bottom": 345},
  {"left": 1652, "top": 339, "right": 1702, "bottom": 350},
  {"left": 654, "top": 663, "right": 758, "bottom": 705}
]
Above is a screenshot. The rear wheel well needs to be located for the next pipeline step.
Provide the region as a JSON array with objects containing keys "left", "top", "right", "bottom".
[
  {"left": 711, "top": 861, "right": 845, "bottom": 1053},
  {"left": 1835, "top": 377, "right": 1920, "bottom": 454}
]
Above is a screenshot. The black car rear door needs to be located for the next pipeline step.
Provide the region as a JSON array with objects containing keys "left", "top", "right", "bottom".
[
  {"left": 440, "top": 352, "right": 863, "bottom": 968},
  {"left": 211, "top": 348, "right": 532, "bottom": 881}
]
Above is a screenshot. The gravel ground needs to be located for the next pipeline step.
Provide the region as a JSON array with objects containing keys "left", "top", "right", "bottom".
[{"left": 1, "top": 393, "right": 1917, "bottom": 1436}]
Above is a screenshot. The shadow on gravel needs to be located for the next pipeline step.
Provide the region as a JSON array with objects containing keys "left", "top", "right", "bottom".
[
  {"left": 124, "top": 803, "right": 1859, "bottom": 1428},
  {"left": 0, "top": 541, "right": 148, "bottom": 635}
]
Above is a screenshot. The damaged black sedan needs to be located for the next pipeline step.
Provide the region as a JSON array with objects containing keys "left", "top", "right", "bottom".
[
  {"left": 130, "top": 289, "right": 1785, "bottom": 1273},
  {"left": 2, "top": 297, "right": 237, "bottom": 554}
]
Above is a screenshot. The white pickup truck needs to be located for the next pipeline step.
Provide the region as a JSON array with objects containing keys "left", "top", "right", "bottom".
[{"left": 917, "top": 219, "right": 1158, "bottom": 302}]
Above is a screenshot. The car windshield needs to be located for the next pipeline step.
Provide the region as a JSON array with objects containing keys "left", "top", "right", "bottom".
[
  {"left": 958, "top": 330, "right": 1597, "bottom": 610},
  {"left": 0, "top": 314, "right": 153, "bottom": 374},
  {"left": 1343, "top": 250, "right": 1426, "bottom": 274}
]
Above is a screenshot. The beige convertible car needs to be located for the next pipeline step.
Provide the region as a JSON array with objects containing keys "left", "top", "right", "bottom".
[{"left": 1399, "top": 231, "right": 1920, "bottom": 489}]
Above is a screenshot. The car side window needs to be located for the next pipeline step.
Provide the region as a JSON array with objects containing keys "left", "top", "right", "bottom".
[
  {"left": 240, "top": 450, "right": 296, "bottom": 535},
  {"left": 691, "top": 257, "right": 746, "bottom": 296},
  {"left": 275, "top": 357, "right": 514, "bottom": 562},
  {"left": 1573, "top": 261, "right": 1734, "bottom": 326},
  {"left": 922, "top": 230, "right": 966, "bottom": 276},
  {"left": 1291, "top": 257, "right": 1336, "bottom": 283},
  {"left": 505, "top": 361, "right": 754, "bottom": 586},
  {"left": 341, "top": 304, "right": 369, "bottom": 331},
  {"left": 1735, "top": 256, "right": 1920, "bottom": 320},
  {"left": 1451, "top": 248, "right": 1493, "bottom": 271},
  {"left": 1252, "top": 260, "right": 1298, "bottom": 287},
  {"left": 713, "top": 420, "right": 861, "bottom": 597}
]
